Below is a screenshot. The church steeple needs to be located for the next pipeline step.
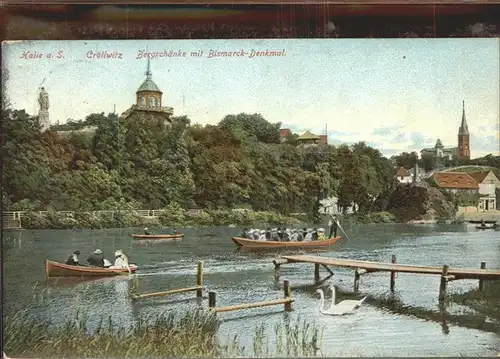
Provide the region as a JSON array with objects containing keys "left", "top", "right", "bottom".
[
  {"left": 457, "top": 100, "right": 470, "bottom": 160},
  {"left": 459, "top": 100, "right": 469, "bottom": 135}
]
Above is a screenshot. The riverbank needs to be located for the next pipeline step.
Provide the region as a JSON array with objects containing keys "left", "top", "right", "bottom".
[
  {"left": 3, "top": 309, "right": 322, "bottom": 358},
  {"left": 15, "top": 209, "right": 303, "bottom": 230}
]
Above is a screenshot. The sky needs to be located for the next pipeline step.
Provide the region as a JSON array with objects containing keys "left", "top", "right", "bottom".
[{"left": 2, "top": 39, "right": 499, "bottom": 158}]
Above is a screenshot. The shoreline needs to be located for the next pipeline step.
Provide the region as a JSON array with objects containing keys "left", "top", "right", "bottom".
[{"left": 2, "top": 209, "right": 457, "bottom": 230}]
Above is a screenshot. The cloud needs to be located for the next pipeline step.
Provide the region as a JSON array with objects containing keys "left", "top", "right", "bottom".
[{"left": 371, "top": 125, "right": 404, "bottom": 136}]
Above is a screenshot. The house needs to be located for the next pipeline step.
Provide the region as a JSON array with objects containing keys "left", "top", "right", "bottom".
[
  {"left": 432, "top": 172, "right": 478, "bottom": 194},
  {"left": 395, "top": 167, "right": 412, "bottom": 184},
  {"left": 279, "top": 128, "right": 292, "bottom": 142},
  {"left": 468, "top": 170, "right": 499, "bottom": 211},
  {"left": 296, "top": 130, "right": 327, "bottom": 148}
]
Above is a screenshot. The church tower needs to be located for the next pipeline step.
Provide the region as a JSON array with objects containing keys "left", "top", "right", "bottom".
[
  {"left": 457, "top": 100, "right": 470, "bottom": 160},
  {"left": 136, "top": 58, "right": 163, "bottom": 109}
]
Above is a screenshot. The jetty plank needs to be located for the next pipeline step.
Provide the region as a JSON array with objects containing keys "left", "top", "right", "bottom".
[{"left": 278, "top": 255, "right": 500, "bottom": 280}]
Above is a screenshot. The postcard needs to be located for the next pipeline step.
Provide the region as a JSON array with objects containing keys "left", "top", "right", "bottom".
[{"left": 2, "top": 39, "right": 500, "bottom": 358}]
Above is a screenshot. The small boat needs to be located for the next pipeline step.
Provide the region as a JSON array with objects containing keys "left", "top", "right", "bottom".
[
  {"left": 475, "top": 225, "right": 497, "bottom": 230},
  {"left": 232, "top": 236, "right": 342, "bottom": 249},
  {"left": 470, "top": 220, "right": 497, "bottom": 224},
  {"left": 130, "top": 233, "right": 184, "bottom": 240},
  {"left": 45, "top": 260, "right": 137, "bottom": 278}
]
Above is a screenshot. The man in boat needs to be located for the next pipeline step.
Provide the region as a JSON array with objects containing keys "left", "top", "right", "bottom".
[
  {"left": 312, "top": 228, "right": 318, "bottom": 241},
  {"left": 296, "top": 230, "right": 304, "bottom": 242},
  {"left": 172, "top": 228, "right": 180, "bottom": 235},
  {"left": 87, "top": 249, "right": 105, "bottom": 267},
  {"left": 270, "top": 228, "right": 279, "bottom": 241},
  {"left": 317, "top": 228, "right": 326, "bottom": 241},
  {"left": 241, "top": 228, "right": 249, "bottom": 238},
  {"left": 252, "top": 229, "right": 260, "bottom": 240},
  {"left": 329, "top": 217, "right": 339, "bottom": 238},
  {"left": 289, "top": 229, "right": 298, "bottom": 241},
  {"left": 259, "top": 229, "right": 266, "bottom": 240},
  {"left": 302, "top": 228, "right": 308, "bottom": 238},
  {"left": 144, "top": 227, "right": 152, "bottom": 235},
  {"left": 265, "top": 228, "right": 271, "bottom": 240},
  {"left": 65, "top": 250, "right": 81, "bottom": 266}
]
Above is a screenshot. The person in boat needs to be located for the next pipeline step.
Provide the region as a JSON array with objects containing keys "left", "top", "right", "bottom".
[
  {"left": 289, "top": 229, "right": 298, "bottom": 242},
  {"left": 312, "top": 228, "right": 318, "bottom": 241},
  {"left": 112, "top": 249, "right": 129, "bottom": 269},
  {"left": 241, "top": 228, "right": 248, "bottom": 238},
  {"left": 304, "top": 229, "right": 313, "bottom": 242},
  {"left": 265, "top": 228, "right": 271, "bottom": 240},
  {"left": 87, "top": 249, "right": 105, "bottom": 267},
  {"left": 270, "top": 228, "right": 279, "bottom": 241},
  {"left": 317, "top": 228, "right": 326, "bottom": 241},
  {"left": 66, "top": 250, "right": 80, "bottom": 266},
  {"left": 283, "top": 228, "right": 292, "bottom": 242},
  {"left": 302, "top": 228, "right": 307, "bottom": 238},
  {"left": 296, "top": 229, "right": 304, "bottom": 242},
  {"left": 245, "top": 229, "right": 253, "bottom": 239},
  {"left": 259, "top": 229, "right": 266, "bottom": 240},
  {"left": 144, "top": 227, "right": 152, "bottom": 235},
  {"left": 252, "top": 229, "right": 260, "bottom": 240},
  {"left": 327, "top": 217, "right": 339, "bottom": 239},
  {"left": 172, "top": 228, "right": 180, "bottom": 235}
]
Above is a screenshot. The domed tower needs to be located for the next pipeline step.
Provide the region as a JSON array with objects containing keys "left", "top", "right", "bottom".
[
  {"left": 457, "top": 100, "right": 470, "bottom": 160},
  {"left": 122, "top": 58, "right": 174, "bottom": 125},
  {"left": 136, "top": 58, "right": 162, "bottom": 109}
]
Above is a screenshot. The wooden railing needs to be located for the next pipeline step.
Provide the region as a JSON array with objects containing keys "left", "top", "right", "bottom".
[{"left": 2, "top": 209, "right": 168, "bottom": 221}]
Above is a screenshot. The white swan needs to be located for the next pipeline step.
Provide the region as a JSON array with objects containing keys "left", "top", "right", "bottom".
[{"left": 315, "top": 286, "right": 367, "bottom": 316}]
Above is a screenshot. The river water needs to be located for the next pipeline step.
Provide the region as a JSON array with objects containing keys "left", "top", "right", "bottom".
[{"left": 3, "top": 223, "right": 500, "bottom": 357}]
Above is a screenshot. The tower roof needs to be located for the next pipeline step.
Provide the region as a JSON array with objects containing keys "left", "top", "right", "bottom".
[
  {"left": 137, "top": 58, "right": 162, "bottom": 94},
  {"left": 458, "top": 100, "right": 469, "bottom": 135}
]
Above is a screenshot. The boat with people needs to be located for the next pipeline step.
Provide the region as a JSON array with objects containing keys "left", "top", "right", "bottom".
[
  {"left": 131, "top": 227, "right": 184, "bottom": 240},
  {"left": 45, "top": 260, "right": 137, "bottom": 278},
  {"left": 475, "top": 224, "right": 498, "bottom": 230},
  {"left": 131, "top": 233, "right": 184, "bottom": 240},
  {"left": 232, "top": 216, "right": 343, "bottom": 249},
  {"left": 232, "top": 235, "right": 342, "bottom": 248}
]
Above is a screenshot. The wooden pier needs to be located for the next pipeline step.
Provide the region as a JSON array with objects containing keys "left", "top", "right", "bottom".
[{"left": 273, "top": 255, "right": 500, "bottom": 300}]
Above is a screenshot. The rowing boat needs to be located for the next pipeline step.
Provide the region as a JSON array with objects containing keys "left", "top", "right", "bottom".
[
  {"left": 130, "top": 233, "right": 184, "bottom": 240},
  {"left": 45, "top": 260, "right": 137, "bottom": 278},
  {"left": 475, "top": 225, "right": 497, "bottom": 230},
  {"left": 232, "top": 236, "right": 342, "bottom": 248}
]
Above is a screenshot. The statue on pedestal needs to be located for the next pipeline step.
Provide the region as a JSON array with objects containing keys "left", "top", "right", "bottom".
[
  {"left": 38, "top": 87, "right": 49, "bottom": 111},
  {"left": 38, "top": 87, "right": 50, "bottom": 131}
]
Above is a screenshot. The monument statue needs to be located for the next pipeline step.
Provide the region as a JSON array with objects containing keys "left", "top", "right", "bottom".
[{"left": 38, "top": 87, "right": 49, "bottom": 111}]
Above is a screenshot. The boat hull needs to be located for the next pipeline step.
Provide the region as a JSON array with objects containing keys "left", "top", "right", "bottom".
[
  {"left": 475, "top": 225, "right": 496, "bottom": 230},
  {"left": 232, "top": 236, "right": 341, "bottom": 248},
  {"left": 45, "top": 260, "right": 137, "bottom": 278},
  {"left": 131, "top": 234, "right": 183, "bottom": 240}
]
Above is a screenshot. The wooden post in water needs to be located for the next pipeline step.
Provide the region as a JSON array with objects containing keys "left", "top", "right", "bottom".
[
  {"left": 208, "top": 291, "right": 216, "bottom": 309},
  {"left": 479, "top": 261, "right": 486, "bottom": 292},
  {"left": 390, "top": 255, "right": 397, "bottom": 292},
  {"left": 283, "top": 279, "right": 292, "bottom": 312},
  {"left": 439, "top": 265, "right": 449, "bottom": 301},
  {"left": 196, "top": 261, "right": 204, "bottom": 298},
  {"left": 354, "top": 269, "right": 360, "bottom": 292},
  {"left": 314, "top": 263, "right": 320, "bottom": 282}
]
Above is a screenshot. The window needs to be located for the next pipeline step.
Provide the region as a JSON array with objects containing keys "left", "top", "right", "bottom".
[
  {"left": 140, "top": 96, "right": 145, "bottom": 106},
  {"left": 149, "top": 96, "right": 154, "bottom": 107},
  {"left": 155, "top": 98, "right": 160, "bottom": 107}
]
